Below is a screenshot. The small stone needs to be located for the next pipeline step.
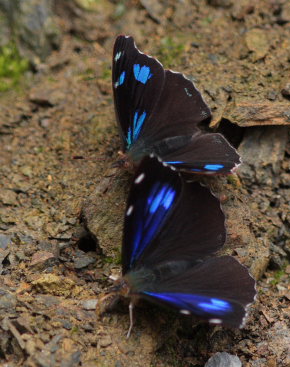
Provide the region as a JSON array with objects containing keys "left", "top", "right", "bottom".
[
  {"left": 99, "top": 335, "right": 112, "bottom": 348},
  {"left": 82, "top": 299, "right": 98, "bottom": 310},
  {"left": 0, "top": 288, "right": 17, "bottom": 311},
  {"left": 205, "top": 352, "right": 242, "bottom": 367},
  {"left": 245, "top": 29, "right": 269, "bottom": 60},
  {"left": 0, "top": 190, "right": 18, "bottom": 206},
  {"left": 207, "top": 0, "right": 233, "bottom": 8},
  {"left": 30, "top": 250, "right": 57, "bottom": 270},
  {"left": 267, "top": 90, "right": 278, "bottom": 101},
  {"left": 281, "top": 83, "right": 290, "bottom": 99},
  {"left": 20, "top": 166, "right": 33, "bottom": 177},
  {"left": 139, "top": 0, "right": 166, "bottom": 23},
  {"left": 39, "top": 117, "right": 51, "bottom": 128},
  {"left": 74, "top": 253, "right": 96, "bottom": 269},
  {"left": 24, "top": 215, "right": 45, "bottom": 230},
  {"left": 0, "top": 234, "right": 12, "bottom": 249},
  {"left": 32, "top": 274, "right": 81, "bottom": 297}
]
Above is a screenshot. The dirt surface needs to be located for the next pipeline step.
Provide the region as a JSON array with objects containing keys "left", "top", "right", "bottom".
[{"left": 0, "top": 1, "right": 289, "bottom": 366}]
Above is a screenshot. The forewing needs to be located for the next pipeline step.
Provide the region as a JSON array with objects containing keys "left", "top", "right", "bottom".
[
  {"left": 139, "top": 256, "right": 256, "bottom": 328},
  {"left": 164, "top": 132, "right": 241, "bottom": 174},
  {"left": 122, "top": 155, "right": 182, "bottom": 274},
  {"left": 139, "top": 70, "right": 211, "bottom": 144},
  {"left": 112, "top": 36, "right": 165, "bottom": 150},
  {"left": 136, "top": 180, "right": 225, "bottom": 268}
]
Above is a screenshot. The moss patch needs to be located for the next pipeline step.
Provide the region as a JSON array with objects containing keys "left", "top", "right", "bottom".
[
  {"left": 157, "top": 36, "right": 185, "bottom": 68},
  {"left": 0, "top": 43, "right": 29, "bottom": 92}
]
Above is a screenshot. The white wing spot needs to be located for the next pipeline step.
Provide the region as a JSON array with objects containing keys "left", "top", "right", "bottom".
[
  {"left": 185, "top": 87, "right": 192, "bottom": 97},
  {"left": 115, "top": 52, "right": 122, "bottom": 62},
  {"left": 180, "top": 309, "right": 191, "bottom": 315},
  {"left": 134, "top": 173, "right": 145, "bottom": 184},
  {"left": 126, "top": 205, "right": 133, "bottom": 216},
  {"left": 209, "top": 318, "right": 222, "bottom": 324}
]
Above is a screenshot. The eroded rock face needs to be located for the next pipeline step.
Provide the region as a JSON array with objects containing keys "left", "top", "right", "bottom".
[{"left": 0, "top": 0, "right": 60, "bottom": 63}]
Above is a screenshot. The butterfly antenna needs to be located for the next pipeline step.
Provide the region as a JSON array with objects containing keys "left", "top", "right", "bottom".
[{"left": 126, "top": 301, "right": 134, "bottom": 338}]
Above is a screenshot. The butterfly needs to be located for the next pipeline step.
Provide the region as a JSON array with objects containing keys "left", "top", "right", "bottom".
[
  {"left": 105, "top": 155, "right": 256, "bottom": 337},
  {"left": 112, "top": 35, "right": 241, "bottom": 174}
]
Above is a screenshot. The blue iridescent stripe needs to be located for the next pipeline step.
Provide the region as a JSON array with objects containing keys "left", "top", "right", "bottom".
[
  {"left": 130, "top": 182, "right": 176, "bottom": 266},
  {"left": 115, "top": 71, "right": 126, "bottom": 87},
  {"left": 204, "top": 164, "right": 224, "bottom": 171},
  {"left": 126, "top": 111, "right": 147, "bottom": 148},
  {"left": 144, "top": 292, "right": 232, "bottom": 315}
]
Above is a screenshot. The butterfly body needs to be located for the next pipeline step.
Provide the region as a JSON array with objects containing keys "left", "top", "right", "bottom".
[
  {"left": 112, "top": 36, "right": 241, "bottom": 174},
  {"left": 104, "top": 155, "right": 256, "bottom": 333}
]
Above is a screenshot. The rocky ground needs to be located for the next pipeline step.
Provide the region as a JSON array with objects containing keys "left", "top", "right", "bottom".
[{"left": 0, "top": 1, "right": 289, "bottom": 366}]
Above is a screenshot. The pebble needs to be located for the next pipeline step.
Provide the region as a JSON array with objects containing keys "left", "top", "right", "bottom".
[
  {"left": 74, "top": 254, "right": 96, "bottom": 269},
  {"left": 30, "top": 250, "right": 56, "bottom": 270},
  {"left": 245, "top": 28, "right": 269, "bottom": 60},
  {"left": 267, "top": 90, "right": 278, "bottom": 101},
  {"left": 0, "top": 189, "right": 18, "bottom": 206},
  {"left": 281, "top": 83, "right": 290, "bottom": 99},
  {"left": 207, "top": 0, "right": 233, "bottom": 8},
  {"left": 82, "top": 299, "right": 98, "bottom": 310},
  {"left": 0, "top": 234, "right": 12, "bottom": 249},
  {"left": 99, "top": 335, "right": 112, "bottom": 348},
  {"left": 205, "top": 352, "right": 242, "bottom": 367},
  {"left": 0, "top": 288, "right": 17, "bottom": 311}
]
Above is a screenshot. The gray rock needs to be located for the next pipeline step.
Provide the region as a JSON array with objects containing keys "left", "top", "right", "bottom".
[
  {"left": 281, "top": 83, "right": 290, "bottom": 99},
  {"left": 205, "top": 352, "right": 242, "bottom": 367},
  {"left": 0, "top": 288, "right": 17, "bottom": 311},
  {"left": 0, "top": 234, "right": 11, "bottom": 249},
  {"left": 82, "top": 299, "right": 98, "bottom": 310},
  {"left": 74, "top": 253, "right": 96, "bottom": 269},
  {"left": 238, "top": 126, "right": 288, "bottom": 186},
  {"left": 99, "top": 335, "right": 112, "bottom": 348},
  {"left": 0, "top": 0, "right": 60, "bottom": 63}
]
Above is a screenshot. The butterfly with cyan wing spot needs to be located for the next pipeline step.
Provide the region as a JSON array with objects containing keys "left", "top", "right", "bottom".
[
  {"left": 112, "top": 35, "right": 241, "bottom": 174},
  {"left": 100, "top": 155, "right": 256, "bottom": 337}
]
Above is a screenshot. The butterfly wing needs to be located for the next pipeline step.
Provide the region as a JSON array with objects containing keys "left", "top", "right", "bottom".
[
  {"left": 137, "top": 69, "right": 211, "bottom": 144},
  {"left": 122, "top": 155, "right": 182, "bottom": 274},
  {"left": 113, "top": 35, "right": 165, "bottom": 151},
  {"left": 113, "top": 37, "right": 210, "bottom": 154},
  {"left": 163, "top": 132, "right": 241, "bottom": 174},
  {"left": 138, "top": 256, "right": 256, "bottom": 328},
  {"left": 113, "top": 36, "right": 240, "bottom": 174},
  {"left": 122, "top": 155, "right": 225, "bottom": 274}
]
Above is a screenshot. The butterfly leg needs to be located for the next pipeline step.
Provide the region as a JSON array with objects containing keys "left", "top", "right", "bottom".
[{"left": 126, "top": 301, "right": 134, "bottom": 338}]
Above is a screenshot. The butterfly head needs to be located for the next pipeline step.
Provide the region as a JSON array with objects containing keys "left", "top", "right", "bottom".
[
  {"left": 111, "top": 151, "right": 135, "bottom": 171},
  {"left": 96, "top": 277, "right": 131, "bottom": 316}
]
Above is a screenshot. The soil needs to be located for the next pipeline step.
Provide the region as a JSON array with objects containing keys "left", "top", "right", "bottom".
[{"left": 0, "top": 1, "right": 289, "bottom": 366}]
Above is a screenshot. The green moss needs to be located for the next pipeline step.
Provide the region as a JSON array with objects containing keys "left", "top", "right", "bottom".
[
  {"left": 227, "top": 174, "right": 241, "bottom": 188},
  {"left": 81, "top": 67, "right": 96, "bottom": 81},
  {"left": 202, "top": 16, "right": 213, "bottom": 24},
  {"left": 112, "top": 1, "right": 126, "bottom": 19},
  {"left": 157, "top": 37, "right": 185, "bottom": 68},
  {"left": 104, "top": 249, "right": 122, "bottom": 265},
  {"left": 270, "top": 268, "right": 286, "bottom": 286},
  {"left": 0, "top": 43, "right": 29, "bottom": 92},
  {"left": 101, "top": 62, "right": 111, "bottom": 81},
  {"left": 71, "top": 326, "right": 79, "bottom": 334}
]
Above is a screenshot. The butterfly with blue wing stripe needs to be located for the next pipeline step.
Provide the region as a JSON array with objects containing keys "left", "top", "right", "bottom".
[
  {"left": 102, "top": 155, "right": 256, "bottom": 337},
  {"left": 113, "top": 35, "right": 241, "bottom": 174}
]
